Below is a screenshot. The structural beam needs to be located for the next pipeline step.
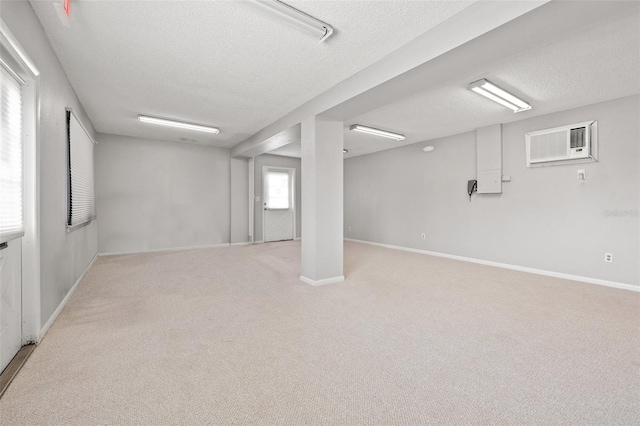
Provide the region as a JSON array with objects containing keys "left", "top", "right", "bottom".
[{"left": 231, "top": 0, "right": 549, "bottom": 159}]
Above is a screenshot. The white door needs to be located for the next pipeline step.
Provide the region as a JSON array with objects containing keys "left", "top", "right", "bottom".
[
  {"left": 0, "top": 64, "right": 25, "bottom": 373},
  {"left": 0, "top": 240, "right": 22, "bottom": 372},
  {"left": 263, "top": 167, "right": 295, "bottom": 242}
]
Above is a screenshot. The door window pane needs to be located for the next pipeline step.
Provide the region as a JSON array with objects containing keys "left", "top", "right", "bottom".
[{"left": 267, "top": 172, "right": 289, "bottom": 209}]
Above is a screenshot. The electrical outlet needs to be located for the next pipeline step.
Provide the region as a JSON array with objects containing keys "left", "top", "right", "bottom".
[
  {"left": 421, "top": 233, "right": 426, "bottom": 240},
  {"left": 348, "top": 225, "right": 352, "bottom": 232},
  {"left": 604, "top": 253, "right": 613, "bottom": 263}
]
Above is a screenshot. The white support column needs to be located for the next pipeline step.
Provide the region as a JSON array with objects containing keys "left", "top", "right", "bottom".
[{"left": 300, "top": 116, "right": 344, "bottom": 286}]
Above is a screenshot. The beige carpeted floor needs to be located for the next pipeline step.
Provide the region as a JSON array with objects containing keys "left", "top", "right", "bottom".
[{"left": 1, "top": 240, "right": 638, "bottom": 425}]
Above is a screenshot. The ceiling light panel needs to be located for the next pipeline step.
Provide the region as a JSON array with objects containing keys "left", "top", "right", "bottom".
[
  {"left": 138, "top": 115, "right": 220, "bottom": 134},
  {"left": 349, "top": 124, "right": 406, "bottom": 141},
  {"left": 468, "top": 79, "right": 531, "bottom": 113},
  {"left": 250, "top": 0, "right": 334, "bottom": 42}
]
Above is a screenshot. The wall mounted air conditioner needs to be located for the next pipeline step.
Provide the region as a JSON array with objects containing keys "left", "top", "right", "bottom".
[{"left": 525, "top": 120, "right": 597, "bottom": 167}]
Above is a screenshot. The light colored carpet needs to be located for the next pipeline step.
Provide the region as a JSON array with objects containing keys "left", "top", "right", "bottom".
[{"left": 1, "top": 240, "right": 638, "bottom": 425}]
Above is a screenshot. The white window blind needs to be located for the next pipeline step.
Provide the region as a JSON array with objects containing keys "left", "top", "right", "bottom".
[
  {"left": 0, "top": 65, "right": 24, "bottom": 242},
  {"left": 67, "top": 111, "right": 95, "bottom": 228}
]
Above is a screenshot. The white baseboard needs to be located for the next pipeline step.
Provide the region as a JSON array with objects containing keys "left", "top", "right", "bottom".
[
  {"left": 39, "top": 254, "right": 98, "bottom": 342},
  {"left": 230, "top": 242, "right": 251, "bottom": 246},
  {"left": 252, "top": 238, "right": 301, "bottom": 244},
  {"left": 98, "top": 243, "right": 230, "bottom": 256},
  {"left": 300, "top": 275, "right": 345, "bottom": 286},
  {"left": 344, "top": 238, "right": 639, "bottom": 292}
]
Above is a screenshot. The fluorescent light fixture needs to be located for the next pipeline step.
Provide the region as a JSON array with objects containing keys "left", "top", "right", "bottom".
[
  {"left": 251, "top": 0, "right": 334, "bottom": 42},
  {"left": 468, "top": 79, "right": 531, "bottom": 113},
  {"left": 422, "top": 146, "right": 435, "bottom": 152},
  {"left": 343, "top": 149, "right": 348, "bottom": 154},
  {"left": 349, "top": 124, "right": 405, "bottom": 141},
  {"left": 138, "top": 115, "right": 220, "bottom": 134}
]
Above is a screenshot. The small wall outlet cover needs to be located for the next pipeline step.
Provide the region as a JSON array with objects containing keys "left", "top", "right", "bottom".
[
  {"left": 421, "top": 233, "right": 426, "bottom": 240},
  {"left": 604, "top": 253, "right": 613, "bottom": 263},
  {"left": 577, "top": 169, "right": 586, "bottom": 181},
  {"left": 348, "top": 225, "right": 352, "bottom": 231}
]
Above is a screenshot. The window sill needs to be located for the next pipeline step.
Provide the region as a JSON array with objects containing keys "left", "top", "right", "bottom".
[
  {"left": 66, "top": 219, "right": 94, "bottom": 234},
  {"left": 0, "top": 230, "right": 25, "bottom": 244}
]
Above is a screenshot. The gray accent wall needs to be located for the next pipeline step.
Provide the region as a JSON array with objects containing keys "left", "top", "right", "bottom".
[
  {"left": 344, "top": 95, "right": 639, "bottom": 286},
  {"left": 96, "top": 134, "right": 231, "bottom": 253},
  {"left": 2, "top": 2, "right": 99, "bottom": 328},
  {"left": 253, "top": 154, "right": 302, "bottom": 241}
]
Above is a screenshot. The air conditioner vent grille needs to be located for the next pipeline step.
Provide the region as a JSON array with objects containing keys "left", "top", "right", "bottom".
[
  {"left": 529, "top": 131, "right": 567, "bottom": 162},
  {"left": 570, "top": 127, "right": 586, "bottom": 148}
]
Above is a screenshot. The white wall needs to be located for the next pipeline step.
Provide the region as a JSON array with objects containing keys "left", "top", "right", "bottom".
[
  {"left": 253, "top": 154, "right": 302, "bottom": 241},
  {"left": 2, "top": 1, "right": 99, "bottom": 328},
  {"left": 96, "top": 134, "right": 231, "bottom": 253},
  {"left": 345, "top": 96, "right": 639, "bottom": 286},
  {"left": 230, "top": 158, "right": 249, "bottom": 244}
]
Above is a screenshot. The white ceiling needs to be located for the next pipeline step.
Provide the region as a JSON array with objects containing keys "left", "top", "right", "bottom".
[
  {"left": 269, "top": 1, "right": 640, "bottom": 159},
  {"left": 30, "top": 0, "right": 475, "bottom": 147}
]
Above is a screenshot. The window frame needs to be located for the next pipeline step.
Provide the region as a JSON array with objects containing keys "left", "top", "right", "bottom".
[{"left": 266, "top": 170, "right": 291, "bottom": 210}]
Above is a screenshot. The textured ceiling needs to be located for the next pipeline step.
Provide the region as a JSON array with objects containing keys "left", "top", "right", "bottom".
[
  {"left": 269, "top": 1, "right": 640, "bottom": 159},
  {"left": 30, "top": 0, "right": 475, "bottom": 147}
]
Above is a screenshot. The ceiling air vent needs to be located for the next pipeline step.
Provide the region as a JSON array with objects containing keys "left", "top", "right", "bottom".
[{"left": 525, "top": 120, "right": 597, "bottom": 167}]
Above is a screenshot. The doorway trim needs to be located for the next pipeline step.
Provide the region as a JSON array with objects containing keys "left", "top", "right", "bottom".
[{"left": 261, "top": 166, "right": 296, "bottom": 243}]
